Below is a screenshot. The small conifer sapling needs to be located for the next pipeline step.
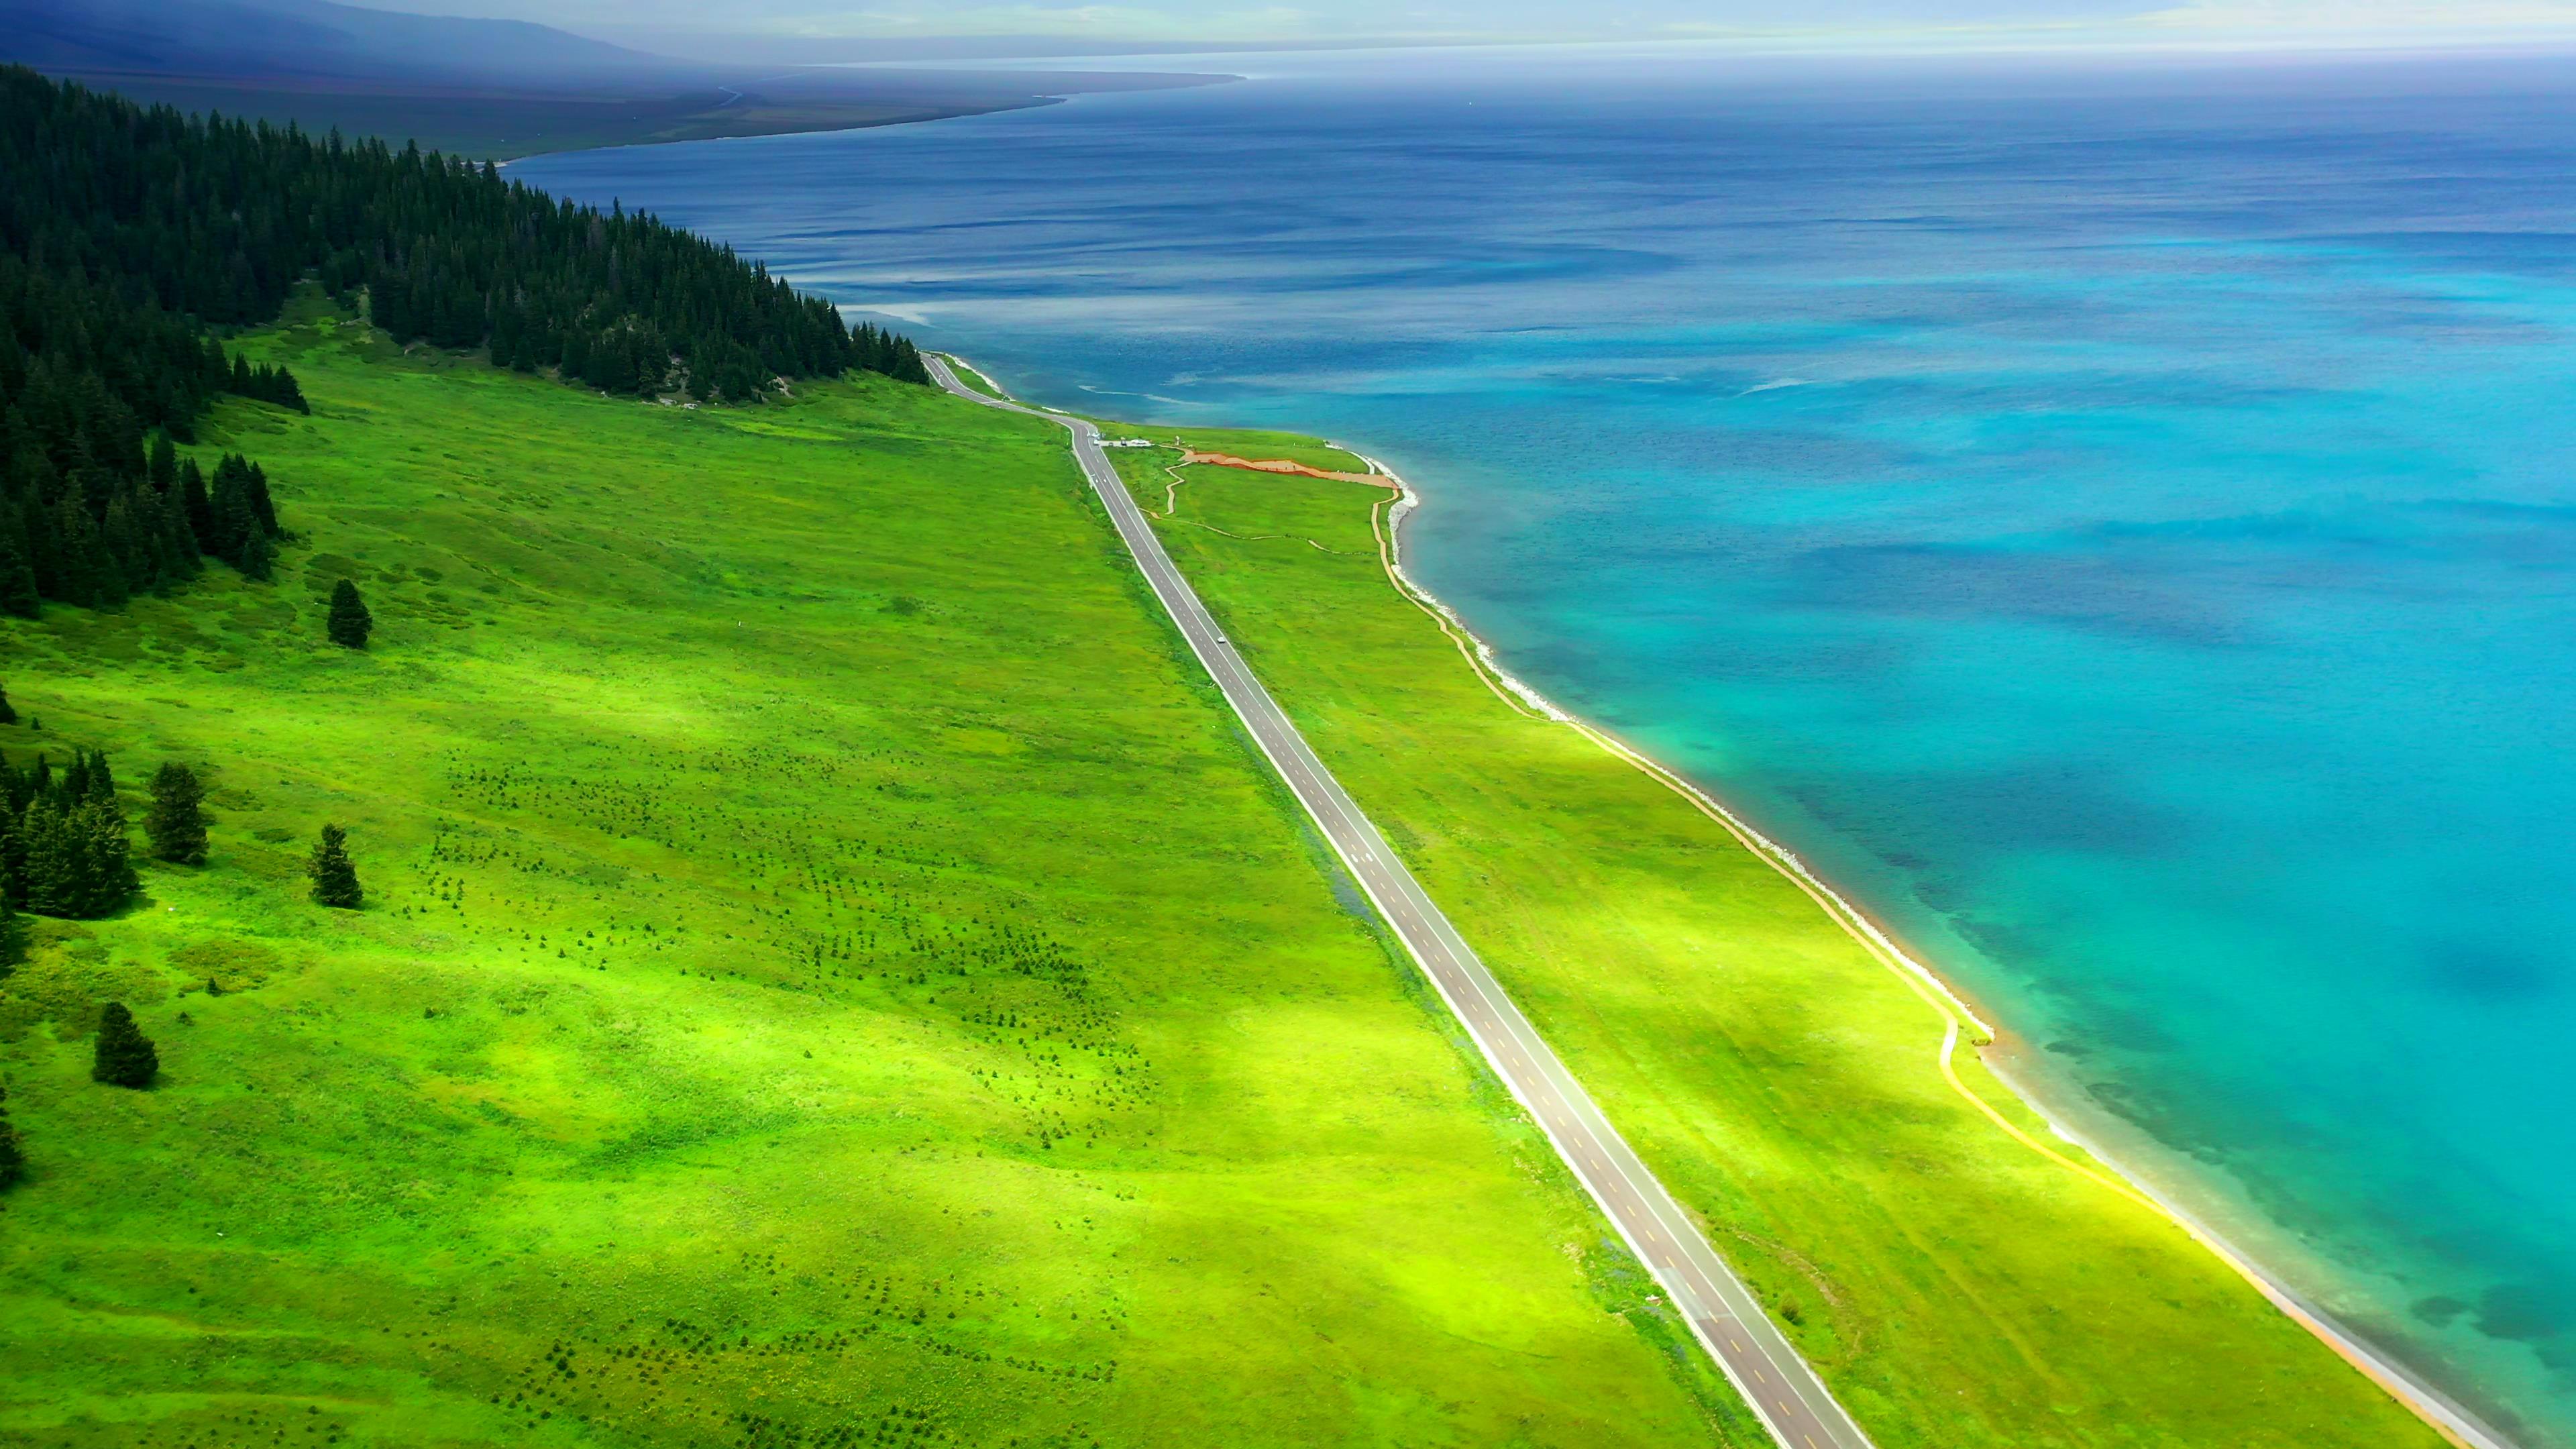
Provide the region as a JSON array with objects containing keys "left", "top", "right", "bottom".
[
  {"left": 327, "top": 579, "right": 372, "bottom": 649},
  {"left": 93, "top": 1002, "right": 158, "bottom": 1087},
  {"left": 309, "top": 824, "right": 363, "bottom": 908},
  {"left": 146, "top": 763, "right": 210, "bottom": 865}
]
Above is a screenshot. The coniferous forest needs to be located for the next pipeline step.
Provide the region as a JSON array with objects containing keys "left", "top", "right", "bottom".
[{"left": 0, "top": 65, "right": 933, "bottom": 618}]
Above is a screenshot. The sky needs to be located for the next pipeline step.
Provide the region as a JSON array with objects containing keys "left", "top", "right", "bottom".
[{"left": 343, "top": 0, "right": 2576, "bottom": 51}]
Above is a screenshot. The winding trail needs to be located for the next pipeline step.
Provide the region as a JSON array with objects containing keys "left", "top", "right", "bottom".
[{"left": 928, "top": 356, "right": 1877, "bottom": 1449}]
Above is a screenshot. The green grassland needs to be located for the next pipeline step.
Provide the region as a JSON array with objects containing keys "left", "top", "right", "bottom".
[
  {"left": 0, "top": 310, "right": 1768, "bottom": 1448},
  {"left": 1113, "top": 447, "right": 2450, "bottom": 1449}
]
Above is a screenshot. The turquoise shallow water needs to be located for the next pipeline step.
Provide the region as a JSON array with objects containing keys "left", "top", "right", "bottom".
[{"left": 519, "top": 50, "right": 2576, "bottom": 1442}]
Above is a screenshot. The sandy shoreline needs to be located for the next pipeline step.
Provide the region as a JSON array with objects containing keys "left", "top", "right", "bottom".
[{"left": 941, "top": 354, "right": 2515, "bottom": 1449}]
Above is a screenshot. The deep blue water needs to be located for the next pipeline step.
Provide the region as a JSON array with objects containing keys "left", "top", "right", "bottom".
[{"left": 517, "top": 48, "right": 2576, "bottom": 1443}]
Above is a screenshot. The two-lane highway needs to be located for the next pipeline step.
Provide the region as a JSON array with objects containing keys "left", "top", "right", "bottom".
[{"left": 929, "top": 356, "right": 1875, "bottom": 1449}]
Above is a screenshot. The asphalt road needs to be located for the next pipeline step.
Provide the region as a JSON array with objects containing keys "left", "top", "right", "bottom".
[{"left": 929, "top": 357, "right": 1876, "bottom": 1449}]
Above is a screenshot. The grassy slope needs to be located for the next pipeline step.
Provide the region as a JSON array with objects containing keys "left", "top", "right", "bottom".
[
  {"left": 0, "top": 312, "right": 1760, "bottom": 1448},
  {"left": 1117, "top": 447, "right": 2450, "bottom": 1449}
]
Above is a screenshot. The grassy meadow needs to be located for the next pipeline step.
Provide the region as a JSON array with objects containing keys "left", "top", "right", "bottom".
[
  {"left": 1110, "top": 441, "right": 2451, "bottom": 1449},
  {"left": 0, "top": 308, "right": 1766, "bottom": 1448}
]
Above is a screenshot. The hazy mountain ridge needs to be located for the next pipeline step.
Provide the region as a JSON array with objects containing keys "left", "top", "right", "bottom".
[
  {"left": 1, "top": 0, "right": 659, "bottom": 85},
  {"left": 0, "top": 0, "right": 1232, "bottom": 159}
]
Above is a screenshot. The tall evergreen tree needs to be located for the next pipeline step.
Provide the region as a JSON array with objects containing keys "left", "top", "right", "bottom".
[
  {"left": 266, "top": 366, "right": 309, "bottom": 414},
  {"left": 0, "top": 526, "right": 34, "bottom": 618},
  {"left": 17, "top": 797, "right": 81, "bottom": 916},
  {"left": 72, "top": 747, "right": 114, "bottom": 805},
  {"left": 91, "top": 1001, "right": 157, "bottom": 1087},
  {"left": 178, "top": 460, "right": 213, "bottom": 546},
  {"left": 145, "top": 762, "right": 208, "bottom": 865},
  {"left": 76, "top": 798, "right": 134, "bottom": 912},
  {"left": 244, "top": 462, "right": 280, "bottom": 539},
  {"left": 307, "top": 823, "right": 362, "bottom": 908},
  {"left": 0, "top": 1081, "right": 22, "bottom": 1189},
  {"left": 236, "top": 522, "right": 276, "bottom": 583},
  {"left": 0, "top": 681, "right": 13, "bottom": 724},
  {"left": 326, "top": 578, "right": 372, "bottom": 649}
]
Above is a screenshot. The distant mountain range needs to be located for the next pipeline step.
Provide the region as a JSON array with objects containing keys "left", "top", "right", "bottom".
[
  {"left": 2, "top": 0, "right": 667, "bottom": 86},
  {"left": 0, "top": 0, "right": 1232, "bottom": 158}
]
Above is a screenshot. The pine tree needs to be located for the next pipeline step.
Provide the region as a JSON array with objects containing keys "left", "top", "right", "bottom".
[
  {"left": 77, "top": 748, "right": 116, "bottom": 806},
  {"left": 0, "top": 682, "right": 14, "bottom": 725},
  {"left": 245, "top": 463, "right": 280, "bottom": 539},
  {"left": 308, "top": 823, "right": 362, "bottom": 908},
  {"left": 326, "top": 579, "right": 372, "bottom": 649},
  {"left": 0, "top": 811, "right": 19, "bottom": 911},
  {"left": 17, "top": 798, "right": 81, "bottom": 916},
  {"left": 0, "top": 1082, "right": 22, "bottom": 1189},
  {"left": 70, "top": 798, "right": 136, "bottom": 915},
  {"left": 146, "top": 763, "right": 209, "bottom": 865},
  {"left": 180, "top": 459, "right": 213, "bottom": 547},
  {"left": 0, "top": 526, "right": 36, "bottom": 618},
  {"left": 92, "top": 1002, "right": 158, "bottom": 1087},
  {"left": 205, "top": 457, "right": 248, "bottom": 563},
  {"left": 237, "top": 525, "right": 276, "bottom": 582}
]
